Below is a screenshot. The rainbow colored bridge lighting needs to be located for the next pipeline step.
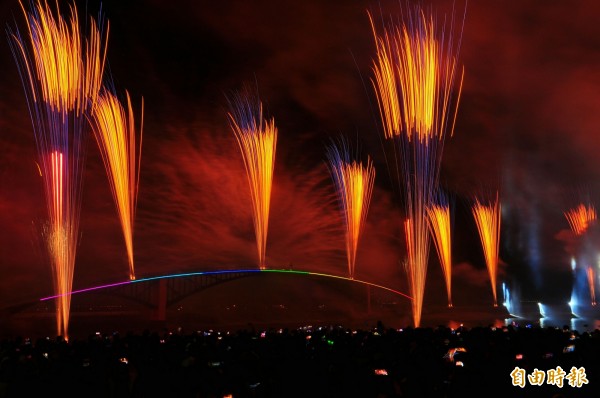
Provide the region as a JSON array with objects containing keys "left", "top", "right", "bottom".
[{"left": 40, "top": 269, "right": 413, "bottom": 301}]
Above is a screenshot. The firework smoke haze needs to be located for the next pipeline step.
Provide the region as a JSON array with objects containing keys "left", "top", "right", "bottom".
[
  {"left": 472, "top": 193, "right": 501, "bottom": 306},
  {"left": 369, "top": 4, "right": 463, "bottom": 326},
  {"left": 8, "top": 0, "right": 107, "bottom": 338},
  {"left": 228, "top": 90, "right": 277, "bottom": 270},
  {"left": 326, "top": 139, "right": 375, "bottom": 279},
  {"left": 427, "top": 191, "right": 453, "bottom": 307},
  {"left": 133, "top": 126, "right": 350, "bottom": 276},
  {"left": 90, "top": 89, "right": 143, "bottom": 281}
]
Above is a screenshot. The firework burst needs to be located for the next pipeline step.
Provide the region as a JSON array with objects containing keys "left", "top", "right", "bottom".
[
  {"left": 472, "top": 193, "right": 502, "bottom": 306},
  {"left": 89, "top": 88, "right": 143, "bottom": 280},
  {"left": 326, "top": 139, "right": 375, "bottom": 279},
  {"left": 564, "top": 203, "right": 597, "bottom": 306},
  {"left": 8, "top": 0, "right": 107, "bottom": 338},
  {"left": 426, "top": 191, "right": 453, "bottom": 307},
  {"left": 228, "top": 90, "right": 277, "bottom": 270},
  {"left": 565, "top": 203, "right": 596, "bottom": 236},
  {"left": 369, "top": 4, "right": 464, "bottom": 326}
]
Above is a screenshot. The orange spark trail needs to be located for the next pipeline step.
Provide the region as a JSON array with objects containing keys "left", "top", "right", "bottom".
[
  {"left": 9, "top": 0, "right": 108, "bottom": 339},
  {"left": 564, "top": 204, "right": 596, "bottom": 236},
  {"left": 228, "top": 92, "right": 277, "bottom": 270},
  {"left": 403, "top": 217, "right": 426, "bottom": 325},
  {"left": 48, "top": 151, "right": 72, "bottom": 337},
  {"left": 369, "top": 9, "right": 464, "bottom": 141},
  {"left": 472, "top": 194, "right": 501, "bottom": 306},
  {"left": 90, "top": 90, "right": 143, "bottom": 280},
  {"left": 327, "top": 142, "right": 375, "bottom": 279},
  {"left": 427, "top": 197, "right": 453, "bottom": 307},
  {"left": 587, "top": 266, "right": 596, "bottom": 306},
  {"left": 369, "top": 4, "right": 464, "bottom": 327}
]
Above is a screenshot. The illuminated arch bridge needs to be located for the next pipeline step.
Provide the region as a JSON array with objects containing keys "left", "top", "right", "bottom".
[{"left": 36, "top": 269, "right": 412, "bottom": 321}]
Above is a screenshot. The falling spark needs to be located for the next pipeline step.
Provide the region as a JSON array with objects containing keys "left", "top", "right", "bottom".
[
  {"left": 427, "top": 192, "right": 453, "bottom": 307},
  {"left": 586, "top": 266, "right": 596, "bottom": 306},
  {"left": 90, "top": 89, "right": 143, "bottom": 280},
  {"left": 8, "top": 0, "right": 108, "bottom": 338},
  {"left": 228, "top": 90, "right": 277, "bottom": 270},
  {"left": 369, "top": 4, "right": 464, "bottom": 327},
  {"left": 326, "top": 139, "right": 375, "bottom": 279},
  {"left": 472, "top": 193, "right": 501, "bottom": 306},
  {"left": 564, "top": 203, "right": 596, "bottom": 236}
]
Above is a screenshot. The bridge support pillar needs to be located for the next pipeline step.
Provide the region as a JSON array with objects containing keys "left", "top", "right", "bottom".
[
  {"left": 152, "top": 278, "right": 167, "bottom": 321},
  {"left": 366, "top": 285, "right": 371, "bottom": 314}
]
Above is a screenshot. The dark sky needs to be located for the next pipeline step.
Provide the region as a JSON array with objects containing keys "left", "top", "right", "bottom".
[{"left": 1, "top": 0, "right": 600, "bottom": 312}]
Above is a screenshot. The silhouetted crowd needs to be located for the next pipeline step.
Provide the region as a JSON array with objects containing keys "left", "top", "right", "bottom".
[{"left": 0, "top": 322, "right": 599, "bottom": 397}]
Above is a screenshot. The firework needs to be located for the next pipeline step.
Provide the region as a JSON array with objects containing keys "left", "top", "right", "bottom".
[
  {"left": 565, "top": 203, "right": 596, "bottom": 236},
  {"left": 427, "top": 191, "right": 453, "bottom": 307},
  {"left": 586, "top": 266, "right": 597, "bottom": 306},
  {"left": 90, "top": 89, "right": 143, "bottom": 280},
  {"left": 8, "top": 0, "right": 107, "bottom": 338},
  {"left": 228, "top": 90, "right": 277, "bottom": 270},
  {"left": 472, "top": 193, "right": 501, "bottom": 306},
  {"left": 564, "top": 203, "right": 598, "bottom": 306},
  {"left": 369, "top": 4, "right": 464, "bottom": 326},
  {"left": 47, "top": 151, "right": 72, "bottom": 337},
  {"left": 326, "top": 139, "right": 375, "bottom": 279}
]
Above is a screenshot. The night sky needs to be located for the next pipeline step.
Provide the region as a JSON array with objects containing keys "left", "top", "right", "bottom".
[{"left": 1, "top": 0, "right": 600, "bottom": 314}]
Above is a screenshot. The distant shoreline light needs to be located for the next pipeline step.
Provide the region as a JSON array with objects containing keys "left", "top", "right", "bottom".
[{"left": 39, "top": 269, "right": 413, "bottom": 301}]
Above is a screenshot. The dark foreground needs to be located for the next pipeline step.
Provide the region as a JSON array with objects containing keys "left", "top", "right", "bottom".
[{"left": 0, "top": 323, "right": 598, "bottom": 397}]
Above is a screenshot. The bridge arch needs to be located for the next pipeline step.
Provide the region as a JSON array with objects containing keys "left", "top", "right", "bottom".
[
  {"left": 20, "top": 269, "right": 411, "bottom": 323},
  {"left": 43, "top": 268, "right": 410, "bottom": 298}
]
